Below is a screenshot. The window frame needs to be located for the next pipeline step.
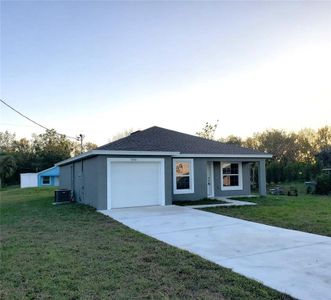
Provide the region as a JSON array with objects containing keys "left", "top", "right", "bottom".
[
  {"left": 220, "top": 162, "right": 243, "bottom": 191},
  {"left": 173, "top": 158, "right": 194, "bottom": 194},
  {"left": 42, "top": 176, "right": 51, "bottom": 185}
]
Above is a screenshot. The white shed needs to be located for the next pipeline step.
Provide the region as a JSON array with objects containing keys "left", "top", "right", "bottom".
[{"left": 20, "top": 173, "right": 38, "bottom": 188}]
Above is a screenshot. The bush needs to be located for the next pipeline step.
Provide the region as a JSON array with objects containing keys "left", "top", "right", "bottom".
[
  {"left": 315, "top": 173, "right": 331, "bottom": 195},
  {"left": 266, "top": 162, "right": 319, "bottom": 184}
]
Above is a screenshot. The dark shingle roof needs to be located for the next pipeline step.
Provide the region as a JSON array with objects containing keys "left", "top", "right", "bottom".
[{"left": 97, "top": 126, "right": 268, "bottom": 156}]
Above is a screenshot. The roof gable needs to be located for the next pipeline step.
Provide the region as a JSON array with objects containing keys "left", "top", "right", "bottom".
[{"left": 38, "top": 166, "right": 60, "bottom": 176}]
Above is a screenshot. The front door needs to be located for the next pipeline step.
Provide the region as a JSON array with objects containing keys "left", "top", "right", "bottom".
[{"left": 207, "top": 162, "right": 214, "bottom": 197}]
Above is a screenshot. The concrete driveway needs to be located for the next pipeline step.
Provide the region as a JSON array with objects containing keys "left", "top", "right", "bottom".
[{"left": 100, "top": 205, "right": 331, "bottom": 300}]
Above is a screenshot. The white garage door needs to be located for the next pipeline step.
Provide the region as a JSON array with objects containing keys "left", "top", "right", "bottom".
[{"left": 107, "top": 158, "right": 165, "bottom": 209}]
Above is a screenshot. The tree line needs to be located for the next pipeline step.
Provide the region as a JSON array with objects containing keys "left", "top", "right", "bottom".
[
  {"left": 0, "top": 129, "right": 97, "bottom": 187},
  {"left": 1, "top": 125, "right": 330, "bottom": 188},
  {"left": 197, "top": 122, "right": 331, "bottom": 183}
]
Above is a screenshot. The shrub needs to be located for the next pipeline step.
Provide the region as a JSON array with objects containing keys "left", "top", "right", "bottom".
[
  {"left": 315, "top": 173, "right": 331, "bottom": 195},
  {"left": 266, "top": 162, "right": 319, "bottom": 184}
]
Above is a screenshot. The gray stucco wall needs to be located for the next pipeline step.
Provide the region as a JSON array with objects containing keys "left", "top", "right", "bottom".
[
  {"left": 74, "top": 160, "right": 83, "bottom": 203},
  {"left": 59, "top": 156, "right": 106, "bottom": 210},
  {"left": 59, "top": 155, "right": 172, "bottom": 210},
  {"left": 76, "top": 156, "right": 107, "bottom": 210},
  {"left": 59, "top": 155, "right": 264, "bottom": 208},
  {"left": 59, "top": 163, "right": 73, "bottom": 190},
  {"left": 81, "top": 156, "right": 101, "bottom": 208},
  {"left": 163, "top": 157, "right": 173, "bottom": 205}
]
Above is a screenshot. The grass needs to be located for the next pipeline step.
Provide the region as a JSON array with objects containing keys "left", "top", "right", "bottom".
[
  {"left": 173, "top": 198, "right": 227, "bottom": 206},
  {"left": 0, "top": 187, "right": 292, "bottom": 299},
  {"left": 0, "top": 184, "right": 20, "bottom": 191},
  {"left": 275, "top": 181, "right": 307, "bottom": 194},
  {"left": 203, "top": 191, "right": 331, "bottom": 237}
]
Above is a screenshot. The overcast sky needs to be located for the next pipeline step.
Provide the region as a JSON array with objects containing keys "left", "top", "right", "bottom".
[{"left": 1, "top": 1, "right": 330, "bottom": 145}]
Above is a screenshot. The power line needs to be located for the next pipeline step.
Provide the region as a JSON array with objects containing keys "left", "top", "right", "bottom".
[
  {"left": 1, "top": 98, "right": 50, "bottom": 130},
  {"left": 0, "top": 98, "right": 79, "bottom": 140}
]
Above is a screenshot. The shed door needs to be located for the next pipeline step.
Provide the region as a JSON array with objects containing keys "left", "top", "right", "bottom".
[{"left": 108, "top": 158, "right": 165, "bottom": 209}]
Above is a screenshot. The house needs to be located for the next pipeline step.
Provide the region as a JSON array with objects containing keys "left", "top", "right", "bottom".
[
  {"left": 57, "top": 126, "right": 272, "bottom": 210},
  {"left": 20, "top": 166, "right": 60, "bottom": 188},
  {"left": 38, "top": 166, "right": 60, "bottom": 186}
]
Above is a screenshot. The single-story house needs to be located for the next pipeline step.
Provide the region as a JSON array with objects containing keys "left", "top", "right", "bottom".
[
  {"left": 38, "top": 166, "right": 60, "bottom": 186},
  {"left": 57, "top": 126, "right": 272, "bottom": 210},
  {"left": 20, "top": 166, "right": 60, "bottom": 188}
]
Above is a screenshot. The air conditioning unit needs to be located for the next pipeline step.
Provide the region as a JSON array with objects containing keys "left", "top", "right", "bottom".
[{"left": 54, "top": 189, "right": 71, "bottom": 203}]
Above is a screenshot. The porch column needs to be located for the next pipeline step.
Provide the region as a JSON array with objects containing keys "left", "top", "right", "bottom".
[{"left": 258, "top": 159, "right": 267, "bottom": 196}]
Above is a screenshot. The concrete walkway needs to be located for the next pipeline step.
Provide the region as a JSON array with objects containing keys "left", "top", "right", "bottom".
[
  {"left": 99, "top": 206, "right": 331, "bottom": 300},
  {"left": 186, "top": 197, "right": 257, "bottom": 208}
]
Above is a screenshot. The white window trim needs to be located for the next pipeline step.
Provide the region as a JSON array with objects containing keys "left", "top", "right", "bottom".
[
  {"left": 221, "top": 162, "right": 243, "bottom": 191},
  {"left": 42, "top": 176, "right": 51, "bottom": 185},
  {"left": 173, "top": 158, "right": 194, "bottom": 194},
  {"left": 106, "top": 157, "right": 165, "bottom": 210}
]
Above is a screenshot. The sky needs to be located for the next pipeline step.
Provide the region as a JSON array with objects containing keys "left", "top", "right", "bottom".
[{"left": 1, "top": 0, "right": 330, "bottom": 145}]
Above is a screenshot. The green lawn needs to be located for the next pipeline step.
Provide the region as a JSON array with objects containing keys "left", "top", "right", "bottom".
[
  {"left": 203, "top": 193, "right": 331, "bottom": 237},
  {"left": 0, "top": 188, "right": 292, "bottom": 299}
]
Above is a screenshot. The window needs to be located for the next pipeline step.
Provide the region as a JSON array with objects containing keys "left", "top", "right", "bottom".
[
  {"left": 173, "top": 159, "right": 194, "bottom": 194},
  {"left": 221, "top": 162, "right": 242, "bottom": 190},
  {"left": 42, "top": 176, "right": 50, "bottom": 185}
]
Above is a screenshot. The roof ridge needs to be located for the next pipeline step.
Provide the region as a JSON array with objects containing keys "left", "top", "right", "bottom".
[
  {"left": 147, "top": 126, "right": 256, "bottom": 152},
  {"left": 95, "top": 127, "right": 146, "bottom": 150}
]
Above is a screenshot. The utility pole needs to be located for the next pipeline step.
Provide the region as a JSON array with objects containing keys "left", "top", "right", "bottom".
[{"left": 77, "top": 134, "right": 84, "bottom": 154}]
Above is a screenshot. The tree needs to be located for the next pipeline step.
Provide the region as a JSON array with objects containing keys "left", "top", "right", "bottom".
[
  {"left": 111, "top": 128, "right": 134, "bottom": 142},
  {"left": 316, "top": 126, "right": 331, "bottom": 152},
  {"left": 316, "top": 148, "right": 331, "bottom": 169},
  {"left": 12, "top": 138, "right": 32, "bottom": 154},
  {"left": 0, "top": 131, "right": 16, "bottom": 153},
  {"left": 243, "top": 136, "right": 259, "bottom": 149},
  {"left": 249, "top": 129, "right": 298, "bottom": 164},
  {"left": 220, "top": 135, "right": 243, "bottom": 146},
  {"left": 0, "top": 130, "right": 98, "bottom": 185},
  {"left": 11, "top": 138, "right": 36, "bottom": 180},
  {"left": 0, "top": 154, "right": 16, "bottom": 188},
  {"left": 71, "top": 141, "right": 98, "bottom": 156},
  {"left": 315, "top": 173, "right": 331, "bottom": 195},
  {"left": 84, "top": 142, "right": 98, "bottom": 151},
  {"left": 196, "top": 121, "right": 218, "bottom": 140},
  {"left": 32, "top": 129, "right": 72, "bottom": 171},
  {"left": 295, "top": 128, "right": 317, "bottom": 163}
]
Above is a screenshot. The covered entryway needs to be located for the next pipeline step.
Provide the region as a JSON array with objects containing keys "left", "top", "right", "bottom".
[{"left": 107, "top": 158, "right": 165, "bottom": 209}]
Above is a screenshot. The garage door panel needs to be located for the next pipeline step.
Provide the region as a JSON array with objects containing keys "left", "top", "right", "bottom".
[{"left": 109, "top": 160, "right": 164, "bottom": 209}]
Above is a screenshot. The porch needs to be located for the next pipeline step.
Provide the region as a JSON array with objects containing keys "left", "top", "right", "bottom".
[
  {"left": 173, "top": 158, "right": 267, "bottom": 202},
  {"left": 206, "top": 159, "right": 267, "bottom": 198}
]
